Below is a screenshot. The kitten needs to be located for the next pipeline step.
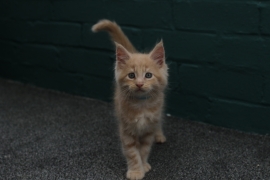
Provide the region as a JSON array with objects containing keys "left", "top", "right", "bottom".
[{"left": 92, "top": 20, "right": 168, "bottom": 180}]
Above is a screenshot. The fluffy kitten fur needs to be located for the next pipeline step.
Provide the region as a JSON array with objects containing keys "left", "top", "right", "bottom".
[{"left": 92, "top": 20, "right": 168, "bottom": 180}]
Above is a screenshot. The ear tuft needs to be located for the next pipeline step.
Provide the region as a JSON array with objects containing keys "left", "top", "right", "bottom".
[
  {"left": 115, "top": 42, "right": 130, "bottom": 65},
  {"left": 149, "top": 40, "right": 165, "bottom": 67}
]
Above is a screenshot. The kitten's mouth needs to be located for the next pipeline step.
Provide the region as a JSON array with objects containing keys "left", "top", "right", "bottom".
[{"left": 136, "top": 88, "right": 145, "bottom": 92}]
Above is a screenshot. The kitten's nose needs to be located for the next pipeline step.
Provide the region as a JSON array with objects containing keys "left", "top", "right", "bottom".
[{"left": 136, "top": 83, "right": 144, "bottom": 88}]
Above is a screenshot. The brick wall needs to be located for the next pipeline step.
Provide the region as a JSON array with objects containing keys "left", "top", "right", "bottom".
[{"left": 0, "top": 0, "right": 269, "bottom": 134}]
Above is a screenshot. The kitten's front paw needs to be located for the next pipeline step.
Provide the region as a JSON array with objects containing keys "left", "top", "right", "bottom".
[
  {"left": 126, "top": 170, "right": 145, "bottom": 180},
  {"left": 143, "top": 163, "right": 151, "bottom": 172},
  {"left": 155, "top": 134, "right": 166, "bottom": 143}
]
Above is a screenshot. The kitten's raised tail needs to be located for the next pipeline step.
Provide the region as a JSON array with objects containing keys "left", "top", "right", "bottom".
[{"left": 92, "top": 19, "right": 137, "bottom": 53}]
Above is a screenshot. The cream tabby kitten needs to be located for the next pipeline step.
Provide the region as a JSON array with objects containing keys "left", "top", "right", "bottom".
[{"left": 92, "top": 20, "right": 168, "bottom": 180}]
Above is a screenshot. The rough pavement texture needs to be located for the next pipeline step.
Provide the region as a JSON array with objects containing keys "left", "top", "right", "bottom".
[{"left": 0, "top": 78, "right": 269, "bottom": 180}]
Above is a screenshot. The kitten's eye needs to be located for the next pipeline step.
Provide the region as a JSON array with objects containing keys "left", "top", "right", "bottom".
[
  {"left": 128, "top": 73, "right": 135, "bottom": 79},
  {"left": 145, "top": 72, "right": 152, "bottom": 78}
]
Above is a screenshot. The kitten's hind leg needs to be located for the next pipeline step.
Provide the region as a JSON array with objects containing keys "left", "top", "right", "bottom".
[
  {"left": 155, "top": 132, "right": 166, "bottom": 143},
  {"left": 155, "top": 122, "right": 166, "bottom": 143}
]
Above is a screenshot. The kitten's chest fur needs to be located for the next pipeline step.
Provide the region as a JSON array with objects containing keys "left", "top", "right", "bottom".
[
  {"left": 129, "top": 110, "right": 158, "bottom": 136},
  {"left": 117, "top": 99, "right": 163, "bottom": 135},
  {"left": 134, "top": 111, "right": 155, "bottom": 130}
]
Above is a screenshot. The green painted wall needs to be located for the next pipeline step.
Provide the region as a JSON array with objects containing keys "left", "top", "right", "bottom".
[{"left": 0, "top": 0, "right": 270, "bottom": 134}]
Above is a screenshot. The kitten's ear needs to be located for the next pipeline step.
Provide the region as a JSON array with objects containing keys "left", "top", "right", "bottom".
[
  {"left": 149, "top": 40, "right": 165, "bottom": 67},
  {"left": 115, "top": 42, "right": 130, "bottom": 66}
]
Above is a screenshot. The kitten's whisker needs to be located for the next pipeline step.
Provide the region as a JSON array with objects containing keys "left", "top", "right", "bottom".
[
  {"left": 121, "top": 87, "right": 133, "bottom": 102},
  {"left": 148, "top": 89, "right": 158, "bottom": 99}
]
